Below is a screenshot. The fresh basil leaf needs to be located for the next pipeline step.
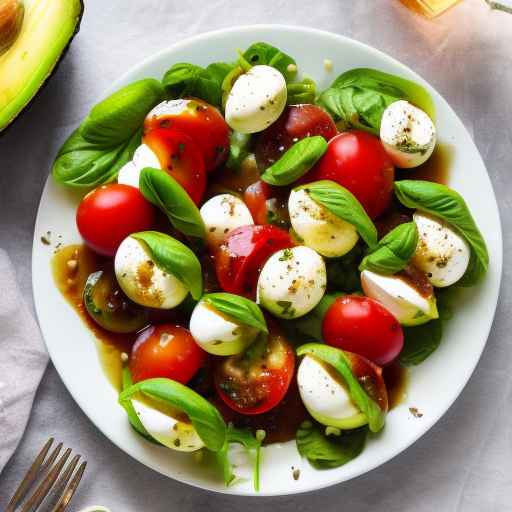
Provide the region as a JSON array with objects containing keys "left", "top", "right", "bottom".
[
  {"left": 131, "top": 231, "right": 203, "bottom": 300},
  {"left": 226, "top": 131, "right": 251, "bottom": 170},
  {"left": 296, "top": 420, "right": 367, "bottom": 469},
  {"left": 242, "top": 42, "right": 297, "bottom": 82},
  {"left": 261, "top": 136, "right": 327, "bottom": 186},
  {"left": 326, "top": 244, "right": 365, "bottom": 293},
  {"left": 202, "top": 293, "right": 267, "bottom": 333},
  {"left": 294, "top": 293, "right": 343, "bottom": 341},
  {"left": 359, "top": 222, "right": 419, "bottom": 274},
  {"left": 394, "top": 180, "right": 488, "bottom": 286},
  {"left": 119, "top": 378, "right": 227, "bottom": 451},
  {"left": 139, "top": 167, "right": 205, "bottom": 239},
  {"left": 297, "top": 344, "right": 386, "bottom": 432},
  {"left": 287, "top": 78, "right": 317, "bottom": 104},
  {"left": 299, "top": 180, "right": 378, "bottom": 248}
]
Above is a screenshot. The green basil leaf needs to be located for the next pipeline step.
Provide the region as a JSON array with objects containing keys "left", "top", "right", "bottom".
[
  {"left": 261, "top": 136, "right": 327, "bottom": 186},
  {"left": 202, "top": 293, "right": 268, "bottom": 333},
  {"left": 119, "top": 378, "right": 227, "bottom": 451},
  {"left": 394, "top": 180, "right": 488, "bottom": 286},
  {"left": 298, "top": 180, "right": 378, "bottom": 248},
  {"left": 80, "top": 79, "right": 164, "bottom": 146},
  {"left": 131, "top": 231, "right": 203, "bottom": 300},
  {"left": 294, "top": 293, "right": 343, "bottom": 341},
  {"left": 287, "top": 77, "right": 317, "bottom": 105},
  {"left": 297, "top": 343, "right": 386, "bottom": 432},
  {"left": 325, "top": 244, "right": 365, "bottom": 293},
  {"left": 139, "top": 167, "right": 205, "bottom": 239},
  {"left": 359, "top": 222, "right": 419, "bottom": 274},
  {"left": 226, "top": 131, "right": 251, "bottom": 170},
  {"left": 399, "top": 318, "right": 443, "bottom": 366},
  {"left": 296, "top": 420, "right": 367, "bottom": 469},
  {"left": 242, "top": 42, "right": 297, "bottom": 82}
]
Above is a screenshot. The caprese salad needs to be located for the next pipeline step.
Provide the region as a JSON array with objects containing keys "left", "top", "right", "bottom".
[{"left": 50, "top": 42, "right": 488, "bottom": 488}]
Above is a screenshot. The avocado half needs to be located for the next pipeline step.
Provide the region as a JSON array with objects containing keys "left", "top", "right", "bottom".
[{"left": 0, "top": 0, "right": 84, "bottom": 132}]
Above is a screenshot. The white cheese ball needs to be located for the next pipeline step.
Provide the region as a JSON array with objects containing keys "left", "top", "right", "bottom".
[
  {"left": 189, "top": 300, "right": 258, "bottom": 356},
  {"left": 412, "top": 212, "right": 471, "bottom": 287},
  {"left": 199, "top": 194, "right": 254, "bottom": 247},
  {"left": 380, "top": 100, "right": 436, "bottom": 168},
  {"left": 361, "top": 269, "right": 438, "bottom": 326},
  {"left": 257, "top": 246, "right": 326, "bottom": 319},
  {"left": 114, "top": 236, "right": 188, "bottom": 309},
  {"left": 145, "top": 99, "right": 190, "bottom": 120},
  {"left": 298, "top": 355, "right": 366, "bottom": 429},
  {"left": 288, "top": 188, "right": 359, "bottom": 258},
  {"left": 117, "top": 143, "right": 160, "bottom": 188},
  {"left": 225, "top": 65, "right": 287, "bottom": 134}
]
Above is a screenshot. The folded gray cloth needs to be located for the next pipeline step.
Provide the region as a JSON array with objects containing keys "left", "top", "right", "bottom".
[{"left": 0, "top": 249, "right": 48, "bottom": 473}]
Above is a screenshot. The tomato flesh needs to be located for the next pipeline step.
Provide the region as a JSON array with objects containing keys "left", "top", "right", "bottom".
[{"left": 243, "top": 180, "right": 290, "bottom": 228}]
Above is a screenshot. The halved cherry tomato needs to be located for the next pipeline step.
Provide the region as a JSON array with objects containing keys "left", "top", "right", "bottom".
[
  {"left": 243, "top": 180, "right": 290, "bottom": 228},
  {"left": 306, "top": 131, "right": 395, "bottom": 219},
  {"left": 130, "top": 324, "right": 206, "bottom": 384},
  {"left": 214, "top": 225, "right": 294, "bottom": 297},
  {"left": 143, "top": 128, "right": 206, "bottom": 205},
  {"left": 144, "top": 98, "right": 229, "bottom": 172},
  {"left": 214, "top": 322, "right": 295, "bottom": 415},
  {"left": 254, "top": 104, "right": 337, "bottom": 169},
  {"left": 323, "top": 295, "right": 403, "bottom": 366},
  {"left": 76, "top": 184, "right": 155, "bottom": 257}
]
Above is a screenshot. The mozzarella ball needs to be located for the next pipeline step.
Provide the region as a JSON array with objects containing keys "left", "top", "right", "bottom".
[
  {"left": 114, "top": 236, "right": 188, "bottom": 309},
  {"left": 225, "top": 65, "right": 287, "bottom": 134},
  {"left": 257, "top": 246, "right": 326, "bottom": 319},
  {"left": 412, "top": 212, "right": 471, "bottom": 287},
  {"left": 289, "top": 188, "right": 359, "bottom": 258},
  {"left": 145, "top": 99, "right": 190, "bottom": 120},
  {"left": 199, "top": 194, "right": 253, "bottom": 247},
  {"left": 189, "top": 300, "right": 258, "bottom": 356},
  {"left": 361, "top": 269, "right": 438, "bottom": 326},
  {"left": 117, "top": 143, "right": 160, "bottom": 188},
  {"left": 380, "top": 100, "right": 436, "bottom": 168},
  {"left": 298, "top": 355, "right": 366, "bottom": 429}
]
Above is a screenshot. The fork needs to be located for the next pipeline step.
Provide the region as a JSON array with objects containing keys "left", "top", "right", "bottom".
[{"left": 6, "top": 438, "right": 87, "bottom": 512}]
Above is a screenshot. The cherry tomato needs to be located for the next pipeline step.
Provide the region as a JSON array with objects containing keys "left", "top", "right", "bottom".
[
  {"left": 214, "top": 225, "right": 294, "bottom": 297},
  {"left": 144, "top": 98, "right": 229, "bottom": 172},
  {"left": 130, "top": 324, "right": 206, "bottom": 384},
  {"left": 306, "top": 131, "right": 395, "bottom": 219},
  {"left": 143, "top": 128, "right": 206, "bottom": 205},
  {"left": 76, "top": 184, "right": 155, "bottom": 257},
  {"left": 243, "top": 180, "right": 290, "bottom": 228},
  {"left": 254, "top": 104, "right": 337, "bottom": 169},
  {"left": 323, "top": 295, "right": 403, "bottom": 366},
  {"left": 214, "top": 322, "right": 295, "bottom": 415}
]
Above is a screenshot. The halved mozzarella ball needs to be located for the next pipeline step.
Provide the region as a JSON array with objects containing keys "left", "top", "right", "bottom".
[
  {"left": 189, "top": 300, "right": 258, "bottom": 356},
  {"left": 131, "top": 399, "right": 204, "bottom": 452},
  {"left": 298, "top": 355, "right": 366, "bottom": 429},
  {"left": 114, "top": 236, "right": 188, "bottom": 309},
  {"left": 380, "top": 100, "right": 436, "bottom": 168},
  {"left": 257, "top": 246, "right": 326, "bottom": 319},
  {"left": 412, "top": 212, "right": 470, "bottom": 287},
  {"left": 117, "top": 143, "right": 160, "bottom": 188},
  {"left": 199, "top": 194, "right": 253, "bottom": 247},
  {"left": 225, "top": 65, "right": 287, "bottom": 134},
  {"left": 361, "top": 269, "right": 438, "bottom": 326},
  {"left": 288, "top": 188, "right": 359, "bottom": 258}
]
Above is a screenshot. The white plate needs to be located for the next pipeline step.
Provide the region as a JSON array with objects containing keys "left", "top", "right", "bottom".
[{"left": 32, "top": 25, "right": 502, "bottom": 496}]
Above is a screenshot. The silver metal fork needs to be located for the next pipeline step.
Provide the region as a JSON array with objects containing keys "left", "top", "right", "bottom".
[{"left": 6, "top": 438, "right": 87, "bottom": 512}]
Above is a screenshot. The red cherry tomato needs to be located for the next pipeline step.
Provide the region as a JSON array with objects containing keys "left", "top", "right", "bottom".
[
  {"left": 323, "top": 295, "right": 404, "bottom": 366},
  {"left": 214, "top": 225, "right": 294, "bottom": 297},
  {"left": 130, "top": 324, "right": 206, "bottom": 384},
  {"left": 144, "top": 98, "right": 229, "bottom": 172},
  {"left": 243, "top": 180, "right": 290, "bottom": 228},
  {"left": 255, "top": 104, "right": 337, "bottom": 169},
  {"left": 143, "top": 128, "right": 206, "bottom": 205},
  {"left": 214, "top": 322, "right": 295, "bottom": 415},
  {"left": 306, "top": 131, "right": 395, "bottom": 219},
  {"left": 76, "top": 184, "right": 155, "bottom": 257}
]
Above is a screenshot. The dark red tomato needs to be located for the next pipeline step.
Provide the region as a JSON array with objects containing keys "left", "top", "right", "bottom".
[
  {"left": 306, "top": 131, "right": 395, "bottom": 219},
  {"left": 76, "top": 184, "right": 155, "bottom": 257},
  {"left": 243, "top": 180, "right": 290, "bottom": 228},
  {"left": 323, "top": 295, "right": 403, "bottom": 366},
  {"left": 143, "top": 128, "right": 206, "bottom": 205},
  {"left": 144, "top": 98, "right": 229, "bottom": 172},
  {"left": 130, "top": 324, "right": 206, "bottom": 384},
  {"left": 254, "top": 104, "right": 337, "bottom": 169},
  {"left": 214, "top": 225, "right": 294, "bottom": 297},
  {"left": 214, "top": 322, "right": 295, "bottom": 415}
]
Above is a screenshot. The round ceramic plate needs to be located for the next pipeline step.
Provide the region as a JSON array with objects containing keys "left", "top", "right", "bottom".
[{"left": 32, "top": 25, "right": 502, "bottom": 496}]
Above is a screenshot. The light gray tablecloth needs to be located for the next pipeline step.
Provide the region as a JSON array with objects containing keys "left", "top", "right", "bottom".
[{"left": 1, "top": 0, "right": 511, "bottom": 510}]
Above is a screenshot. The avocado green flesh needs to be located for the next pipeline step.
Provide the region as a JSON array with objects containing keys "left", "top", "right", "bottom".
[
  {"left": 0, "top": 0, "right": 83, "bottom": 132},
  {"left": 307, "top": 408, "right": 368, "bottom": 430}
]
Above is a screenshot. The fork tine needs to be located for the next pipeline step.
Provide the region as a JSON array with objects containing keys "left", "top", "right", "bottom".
[
  {"left": 50, "top": 460, "right": 87, "bottom": 512},
  {"left": 43, "top": 454, "right": 81, "bottom": 512},
  {"left": 5, "top": 438, "right": 54, "bottom": 512}
]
